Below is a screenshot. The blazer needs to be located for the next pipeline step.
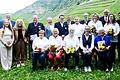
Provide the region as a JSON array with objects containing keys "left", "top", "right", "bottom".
[
  {"left": 54, "top": 22, "right": 69, "bottom": 36},
  {"left": 80, "top": 20, "right": 91, "bottom": 25},
  {"left": 27, "top": 22, "right": 45, "bottom": 37},
  {"left": 99, "top": 16, "right": 107, "bottom": 26}
]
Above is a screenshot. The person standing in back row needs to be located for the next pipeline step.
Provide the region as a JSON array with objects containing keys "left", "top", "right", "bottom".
[
  {"left": 99, "top": 9, "right": 110, "bottom": 26},
  {"left": 27, "top": 15, "right": 45, "bottom": 59},
  {"left": 54, "top": 15, "right": 69, "bottom": 38}
]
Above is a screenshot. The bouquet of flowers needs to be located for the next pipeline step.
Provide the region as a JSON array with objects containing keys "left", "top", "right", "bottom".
[
  {"left": 98, "top": 41, "right": 106, "bottom": 51},
  {"left": 66, "top": 47, "right": 75, "bottom": 54},
  {"left": 49, "top": 45, "right": 58, "bottom": 52},
  {"left": 107, "top": 27, "right": 114, "bottom": 36},
  {"left": 90, "top": 25, "right": 96, "bottom": 33}
]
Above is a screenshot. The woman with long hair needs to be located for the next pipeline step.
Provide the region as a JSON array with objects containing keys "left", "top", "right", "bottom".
[
  {"left": 104, "top": 14, "right": 120, "bottom": 64},
  {"left": 0, "top": 19, "right": 14, "bottom": 70},
  {"left": 13, "top": 19, "right": 28, "bottom": 67}
]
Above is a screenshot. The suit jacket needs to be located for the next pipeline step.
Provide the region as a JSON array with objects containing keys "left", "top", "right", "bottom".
[
  {"left": 99, "top": 16, "right": 107, "bottom": 26},
  {"left": 54, "top": 22, "right": 69, "bottom": 36},
  {"left": 27, "top": 22, "right": 45, "bottom": 37},
  {"left": 64, "top": 21, "right": 74, "bottom": 27},
  {"left": 80, "top": 20, "right": 90, "bottom": 25}
]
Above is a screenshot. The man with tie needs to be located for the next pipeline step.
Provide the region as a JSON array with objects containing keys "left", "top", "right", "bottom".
[
  {"left": 99, "top": 9, "right": 109, "bottom": 26},
  {"left": 27, "top": 15, "right": 45, "bottom": 58},
  {"left": 54, "top": 15, "right": 69, "bottom": 38}
]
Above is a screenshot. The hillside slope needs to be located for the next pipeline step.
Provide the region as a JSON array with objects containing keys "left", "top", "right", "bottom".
[{"left": 12, "top": 0, "right": 119, "bottom": 25}]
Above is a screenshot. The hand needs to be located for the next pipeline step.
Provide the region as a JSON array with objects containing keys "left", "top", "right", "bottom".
[{"left": 106, "top": 46, "right": 110, "bottom": 50}]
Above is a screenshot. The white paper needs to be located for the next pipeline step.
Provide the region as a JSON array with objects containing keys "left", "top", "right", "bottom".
[{"left": 30, "top": 34, "right": 37, "bottom": 41}]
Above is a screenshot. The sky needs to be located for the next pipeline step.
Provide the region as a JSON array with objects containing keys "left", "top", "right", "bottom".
[{"left": 0, "top": 0, "right": 37, "bottom": 14}]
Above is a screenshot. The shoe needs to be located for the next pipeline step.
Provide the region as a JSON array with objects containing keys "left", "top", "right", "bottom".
[
  {"left": 21, "top": 63, "right": 25, "bottom": 66},
  {"left": 84, "top": 67, "right": 87, "bottom": 72},
  {"left": 106, "top": 68, "right": 108, "bottom": 72},
  {"left": 88, "top": 66, "right": 92, "bottom": 72},
  {"left": 75, "top": 66, "right": 79, "bottom": 70},
  {"left": 110, "top": 68, "right": 113, "bottom": 72},
  {"left": 50, "top": 67, "right": 54, "bottom": 71},
  {"left": 57, "top": 67, "right": 62, "bottom": 71},
  {"left": 17, "top": 64, "right": 20, "bottom": 67},
  {"left": 64, "top": 68, "right": 67, "bottom": 71}
]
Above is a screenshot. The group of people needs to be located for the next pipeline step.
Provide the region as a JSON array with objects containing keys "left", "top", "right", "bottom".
[{"left": 0, "top": 9, "right": 120, "bottom": 73}]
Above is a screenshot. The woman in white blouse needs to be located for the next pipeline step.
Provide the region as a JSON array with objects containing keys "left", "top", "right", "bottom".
[
  {"left": 63, "top": 27, "right": 80, "bottom": 71},
  {"left": 104, "top": 14, "right": 120, "bottom": 64},
  {"left": 32, "top": 30, "right": 49, "bottom": 72},
  {"left": 88, "top": 13, "right": 103, "bottom": 32},
  {"left": 48, "top": 28, "right": 64, "bottom": 71}
]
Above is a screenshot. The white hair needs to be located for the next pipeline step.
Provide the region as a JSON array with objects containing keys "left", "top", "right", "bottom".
[
  {"left": 47, "top": 17, "right": 52, "bottom": 21},
  {"left": 98, "top": 27, "right": 105, "bottom": 33},
  {"left": 83, "top": 13, "right": 88, "bottom": 16}
]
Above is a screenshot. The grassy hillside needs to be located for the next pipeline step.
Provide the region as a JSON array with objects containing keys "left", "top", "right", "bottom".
[{"left": 12, "top": 0, "right": 120, "bottom": 26}]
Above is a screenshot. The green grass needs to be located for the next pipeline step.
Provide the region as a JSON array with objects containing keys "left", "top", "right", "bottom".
[{"left": 0, "top": 60, "right": 120, "bottom": 80}]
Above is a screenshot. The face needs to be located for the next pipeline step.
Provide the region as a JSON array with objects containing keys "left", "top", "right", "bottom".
[
  {"left": 104, "top": 12, "right": 109, "bottom": 16},
  {"left": 66, "top": 16, "right": 71, "bottom": 21},
  {"left": 99, "top": 30, "right": 105, "bottom": 36},
  {"left": 4, "top": 19, "right": 10, "bottom": 27},
  {"left": 59, "top": 16, "right": 64, "bottom": 23},
  {"left": 39, "top": 32, "right": 44, "bottom": 39},
  {"left": 84, "top": 15, "right": 88, "bottom": 19},
  {"left": 69, "top": 29, "right": 74, "bottom": 36},
  {"left": 85, "top": 28, "right": 90, "bottom": 35},
  {"left": 5, "top": 15, "right": 11, "bottom": 20},
  {"left": 17, "top": 20, "right": 23, "bottom": 27},
  {"left": 93, "top": 14, "right": 98, "bottom": 21},
  {"left": 118, "top": 13, "right": 120, "bottom": 19},
  {"left": 74, "top": 17, "right": 79, "bottom": 24},
  {"left": 47, "top": 19, "right": 52, "bottom": 25},
  {"left": 53, "top": 31, "right": 58, "bottom": 37},
  {"left": 33, "top": 16, "right": 38, "bottom": 23},
  {"left": 109, "top": 15, "right": 114, "bottom": 21}
]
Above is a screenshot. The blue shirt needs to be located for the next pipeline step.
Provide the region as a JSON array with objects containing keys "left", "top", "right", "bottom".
[{"left": 94, "top": 35, "right": 111, "bottom": 49}]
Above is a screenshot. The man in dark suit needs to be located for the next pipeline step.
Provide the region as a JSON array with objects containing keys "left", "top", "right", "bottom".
[
  {"left": 99, "top": 9, "right": 109, "bottom": 26},
  {"left": 54, "top": 15, "right": 69, "bottom": 37},
  {"left": 64, "top": 16, "right": 74, "bottom": 27},
  {"left": 27, "top": 15, "right": 45, "bottom": 59},
  {"left": 80, "top": 13, "right": 90, "bottom": 25}
]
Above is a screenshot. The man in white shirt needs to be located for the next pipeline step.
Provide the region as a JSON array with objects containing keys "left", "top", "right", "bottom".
[
  {"left": 32, "top": 30, "right": 49, "bottom": 72},
  {"left": 48, "top": 28, "right": 64, "bottom": 71},
  {"left": 63, "top": 27, "right": 80, "bottom": 71},
  {"left": 70, "top": 17, "right": 85, "bottom": 39}
]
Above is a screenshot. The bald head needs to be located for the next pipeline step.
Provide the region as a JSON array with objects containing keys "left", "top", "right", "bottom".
[{"left": 74, "top": 17, "right": 80, "bottom": 24}]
